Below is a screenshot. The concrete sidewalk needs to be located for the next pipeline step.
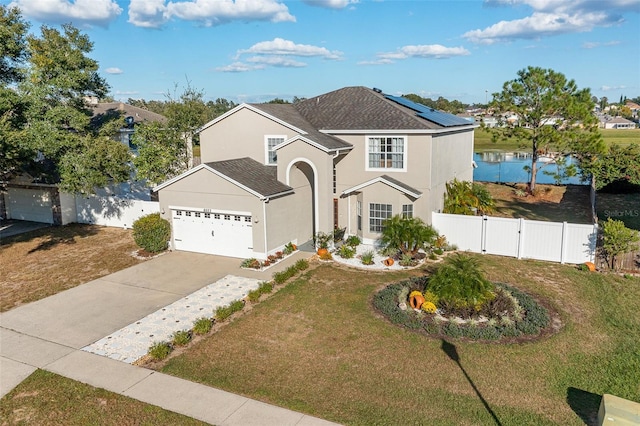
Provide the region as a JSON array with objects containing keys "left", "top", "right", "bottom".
[{"left": 0, "top": 250, "right": 337, "bottom": 425}]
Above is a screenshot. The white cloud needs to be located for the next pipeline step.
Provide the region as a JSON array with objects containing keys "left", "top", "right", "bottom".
[
  {"left": 583, "top": 40, "right": 621, "bottom": 49},
  {"left": 302, "top": 0, "right": 358, "bottom": 9},
  {"left": 215, "top": 62, "right": 266, "bottom": 72},
  {"left": 237, "top": 38, "right": 343, "bottom": 59},
  {"left": 219, "top": 37, "right": 342, "bottom": 72},
  {"left": 463, "top": 0, "right": 634, "bottom": 44},
  {"left": 128, "top": 0, "right": 169, "bottom": 28},
  {"left": 128, "top": 0, "right": 295, "bottom": 28},
  {"left": 372, "top": 44, "right": 470, "bottom": 63},
  {"left": 600, "top": 85, "right": 627, "bottom": 91},
  {"left": 9, "top": 0, "right": 121, "bottom": 27},
  {"left": 105, "top": 67, "right": 123, "bottom": 74},
  {"left": 246, "top": 55, "right": 307, "bottom": 67}
]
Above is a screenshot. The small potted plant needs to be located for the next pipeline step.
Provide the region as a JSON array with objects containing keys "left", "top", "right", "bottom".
[{"left": 314, "top": 231, "right": 332, "bottom": 256}]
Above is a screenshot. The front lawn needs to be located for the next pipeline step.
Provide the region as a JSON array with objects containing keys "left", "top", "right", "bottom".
[
  {"left": 0, "top": 370, "right": 207, "bottom": 425},
  {"left": 157, "top": 258, "right": 640, "bottom": 425},
  {"left": 0, "top": 224, "right": 143, "bottom": 312}
]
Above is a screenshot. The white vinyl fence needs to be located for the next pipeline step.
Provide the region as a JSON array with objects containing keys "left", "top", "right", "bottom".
[
  {"left": 74, "top": 195, "right": 160, "bottom": 228},
  {"left": 432, "top": 212, "right": 598, "bottom": 264}
]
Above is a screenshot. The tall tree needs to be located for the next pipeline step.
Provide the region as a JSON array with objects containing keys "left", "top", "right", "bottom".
[
  {"left": 490, "top": 66, "right": 604, "bottom": 193},
  {"left": 0, "top": 5, "right": 31, "bottom": 182}
]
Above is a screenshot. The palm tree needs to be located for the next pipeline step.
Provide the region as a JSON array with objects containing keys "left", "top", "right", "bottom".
[{"left": 380, "top": 215, "right": 437, "bottom": 257}]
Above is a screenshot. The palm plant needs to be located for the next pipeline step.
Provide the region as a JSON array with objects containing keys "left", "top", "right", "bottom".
[
  {"left": 426, "top": 253, "right": 493, "bottom": 306},
  {"left": 443, "top": 179, "right": 495, "bottom": 215},
  {"left": 380, "top": 215, "right": 437, "bottom": 257}
]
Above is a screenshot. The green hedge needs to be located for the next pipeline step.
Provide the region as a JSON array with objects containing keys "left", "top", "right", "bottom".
[{"left": 132, "top": 213, "right": 171, "bottom": 253}]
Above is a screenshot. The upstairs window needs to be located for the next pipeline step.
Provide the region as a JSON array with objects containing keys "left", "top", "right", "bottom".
[
  {"left": 265, "top": 135, "right": 285, "bottom": 165},
  {"left": 402, "top": 204, "right": 413, "bottom": 219},
  {"left": 367, "top": 136, "right": 406, "bottom": 171}
]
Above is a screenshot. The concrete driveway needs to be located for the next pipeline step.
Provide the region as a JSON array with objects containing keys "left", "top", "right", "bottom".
[
  {"left": 0, "top": 219, "right": 51, "bottom": 239},
  {"left": 0, "top": 249, "right": 336, "bottom": 426}
]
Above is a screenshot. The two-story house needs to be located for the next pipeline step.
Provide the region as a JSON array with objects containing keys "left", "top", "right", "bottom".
[{"left": 154, "top": 86, "right": 477, "bottom": 259}]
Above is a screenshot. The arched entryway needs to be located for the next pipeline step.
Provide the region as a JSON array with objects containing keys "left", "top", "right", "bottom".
[{"left": 286, "top": 158, "right": 318, "bottom": 240}]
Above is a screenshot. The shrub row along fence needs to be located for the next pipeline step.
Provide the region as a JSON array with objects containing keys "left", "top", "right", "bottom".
[{"left": 432, "top": 212, "right": 598, "bottom": 264}]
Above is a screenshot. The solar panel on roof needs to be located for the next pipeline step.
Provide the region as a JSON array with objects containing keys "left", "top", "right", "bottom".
[{"left": 384, "top": 95, "right": 471, "bottom": 127}]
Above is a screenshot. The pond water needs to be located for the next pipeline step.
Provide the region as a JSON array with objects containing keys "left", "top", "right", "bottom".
[{"left": 473, "top": 152, "right": 585, "bottom": 185}]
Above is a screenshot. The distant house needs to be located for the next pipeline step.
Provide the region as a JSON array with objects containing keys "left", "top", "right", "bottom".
[
  {"left": 154, "top": 86, "right": 477, "bottom": 259},
  {"left": 625, "top": 101, "right": 640, "bottom": 118},
  {"left": 90, "top": 101, "right": 168, "bottom": 151},
  {"left": 603, "top": 117, "right": 636, "bottom": 129}
]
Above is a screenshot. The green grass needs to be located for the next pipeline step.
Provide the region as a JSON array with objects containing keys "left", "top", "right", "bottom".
[
  {"left": 0, "top": 370, "right": 208, "bottom": 425},
  {"left": 474, "top": 128, "right": 640, "bottom": 151},
  {"left": 158, "top": 259, "right": 640, "bottom": 425}
]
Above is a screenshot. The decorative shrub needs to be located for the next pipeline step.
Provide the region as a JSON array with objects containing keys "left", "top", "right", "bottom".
[
  {"left": 132, "top": 213, "right": 171, "bottom": 253},
  {"left": 259, "top": 281, "right": 273, "bottom": 293},
  {"left": 262, "top": 260, "right": 271, "bottom": 267},
  {"left": 283, "top": 242, "right": 296, "bottom": 255},
  {"left": 172, "top": 330, "right": 192, "bottom": 346},
  {"left": 361, "top": 250, "right": 375, "bottom": 265},
  {"left": 215, "top": 299, "right": 245, "bottom": 322},
  {"left": 241, "top": 258, "right": 261, "bottom": 269},
  {"left": 426, "top": 254, "right": 494, "bottom": 308},
  {"left": 247, "top": 288, "right": 261, "bottom": 303},
  {"left": 338, "top": 245, "right": 355, "bottom": 259},
  {"left": 267, "top": 254, "right": 277, "bottom": 263},
  {"left": 294, "top": 259, "right": 309, "bottom": 271},
  {"left": 148, "top": 341, "right": 172, "bottom": 360},
  {"left": 275, "top": 251, "right": 284, "bottom": 259},
  {"left": 345, "top": 235, "right": 361, "bottom": 247},
  {"left": 333, "top": 227, "right": 346, "bottom": 242},
  {"left": 399, "top": 253, "right": 414, "bottom": 267},
  {"left": 192, "top": 317, "right": 213, "bottom": 335},
  {"left": 423, "top": 291, "right": 439, "bottom": 306},
  {"left": 314, "top": 231, "right": 332, "bottom": 249}
]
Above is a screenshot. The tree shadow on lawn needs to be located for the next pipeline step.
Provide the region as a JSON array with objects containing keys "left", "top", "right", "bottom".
[
  {"left": 566, "top": 387, "right": 601, "bottom": 426},
  {"left": 493, "top": 184, "right": 592, "bottom": 224},
  {"left": 1, "top": 224, "right": 102, "bottom": 254}
]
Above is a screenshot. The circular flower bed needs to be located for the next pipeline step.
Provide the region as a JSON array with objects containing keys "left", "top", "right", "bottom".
[{"left": 373, "top": 276, "right": 551, "bottom": 342}]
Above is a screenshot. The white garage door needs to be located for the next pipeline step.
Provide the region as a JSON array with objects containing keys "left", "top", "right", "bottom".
[
  {"left": 7, "top": 188, "right": 54, "bottom": 224},
  {"left": 171, "top": 209, "right": 253, "bottom": 258}
]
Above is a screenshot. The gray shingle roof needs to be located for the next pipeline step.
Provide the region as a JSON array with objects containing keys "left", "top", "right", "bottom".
[
  {"left": 90, "top": 102, "right": 167, "bottom": 128},
  {"left": 206, "top": 157, "right": 292, "bottom": 198},
  {"left": 293, "top": 86, "right": 444, "bottom": 130},
  {"left": 248, "top": 103, "right": 352, "bottom": 151},
  {"left": 379, "top": 174, "right": 422, "bottom": 196}
]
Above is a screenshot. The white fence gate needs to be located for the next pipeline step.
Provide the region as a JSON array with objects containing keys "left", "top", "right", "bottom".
[{"left": 432, "top": 212, "right": 598, "bottom": 264}]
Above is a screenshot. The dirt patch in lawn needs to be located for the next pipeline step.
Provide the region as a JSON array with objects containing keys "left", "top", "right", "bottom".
[
  {"left": 479, "top": 182, "right": 593, "bottom": 224},
  {"left": 0, "top": 224, "right": 144, "bottom": 312}
]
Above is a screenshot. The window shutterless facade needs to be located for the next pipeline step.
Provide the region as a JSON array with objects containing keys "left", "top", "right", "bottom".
[
  {"left": 402, "top": 204, "right": 413, "bottom": 218},
  {"left": 366, "top": 136, "right": 406, "bottom": 171},
  {"left": 369, "top": 203, "right": 392, "bottom": 233},
  {"left": 265, "top": 135, "right": 285, "bottom": 165}
]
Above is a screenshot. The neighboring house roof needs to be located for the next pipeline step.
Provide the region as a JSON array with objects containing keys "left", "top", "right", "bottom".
[
  {"left": 293, "top": 86, "right": 474, "bottom": 131},
  {"left": 342, "top": 175, "right": 422, "bottom": 199},
  {"left": 607, "top": 117, "right": 634, "bottom": 124},
  {"left": 90, "top": 102, "right": 167, "bottom": 128},
  {"left": 154, "top": 157, "right": 293, "bottom": 199}
]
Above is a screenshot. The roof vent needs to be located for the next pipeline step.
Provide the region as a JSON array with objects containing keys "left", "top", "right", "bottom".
[{"left": 373, "top": 87, "right": 382, "bottom": 93}]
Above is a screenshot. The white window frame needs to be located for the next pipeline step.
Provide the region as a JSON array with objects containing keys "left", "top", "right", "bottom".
[
  {"left": 369, "top": 203, "right": 392, "bottom": 233},
  {"left": 365, "top": 135, "right": 407, "bottom": 172},
  {"left": 265, "top": 135, "right": 286, "bottom": 165},
  {"left": 356, "top": 200, "right": 362, "bottom": 232},
  {"left": 402, "top": 204, "right": 413, "bottom": 219}
]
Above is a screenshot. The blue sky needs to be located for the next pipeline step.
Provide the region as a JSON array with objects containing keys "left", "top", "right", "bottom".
[{"left": 8, "top": 0, "right": 640, "bottom": 104}]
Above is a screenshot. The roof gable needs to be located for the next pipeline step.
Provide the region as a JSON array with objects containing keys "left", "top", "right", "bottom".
[
  {"left": 154, "top": 158, "right": 292, "bottom": 199},
  {"left": 342, "top": 175, "right": 422, "bottom": 199}
]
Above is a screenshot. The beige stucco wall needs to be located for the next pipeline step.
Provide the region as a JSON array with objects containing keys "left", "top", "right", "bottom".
[
  {"left": 276, "top": 139, "right": 335, "bottom": 235},
  {"left": 200, "top": 108, "right": 297, "bottom": 164},
  {"left": 157, "top": 168, "right": 266, "bottom": 253},
  {"left": 429, "top": 130, "right": 475, "bottom": 214}
]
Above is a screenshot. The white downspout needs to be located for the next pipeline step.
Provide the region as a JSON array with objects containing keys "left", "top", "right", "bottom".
[{"left": 262, "top": 198, "right": 269, "bottom": 258}]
